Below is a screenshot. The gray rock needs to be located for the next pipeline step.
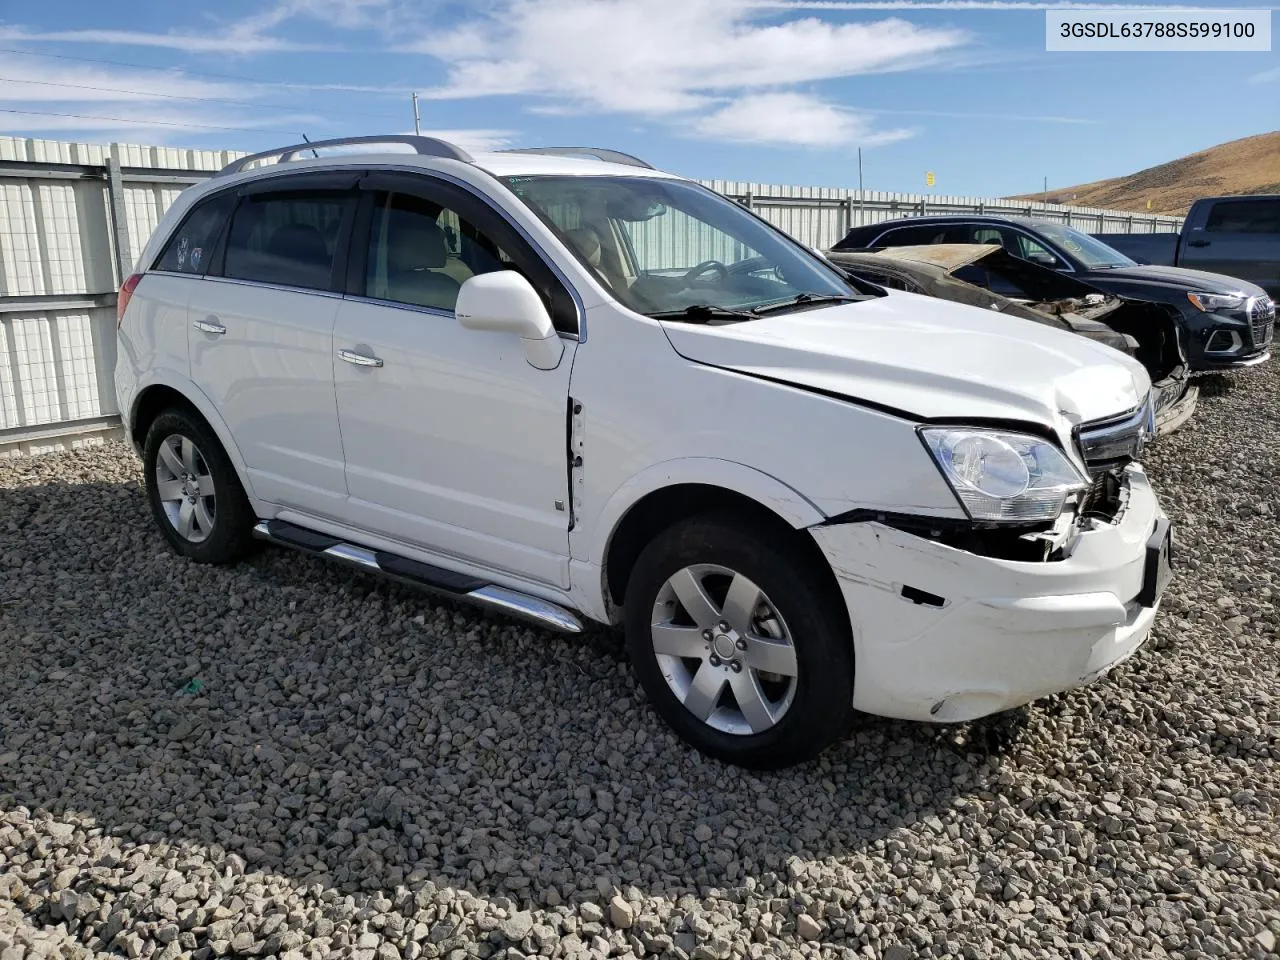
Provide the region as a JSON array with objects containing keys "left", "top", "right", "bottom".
[
  {"left": 608, "top": 897, "right": 634, "bottom": 930},
  {"left": 501, "top": 912, "right": 534, "bottom": 942},
  {"left": 795, "top": 915, "right": 821, "bottom": 941}
]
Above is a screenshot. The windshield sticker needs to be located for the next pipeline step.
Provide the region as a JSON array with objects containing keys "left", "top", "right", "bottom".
[
  {"left": 1063, "top": 239, "right": 1083, "bottom": 253},
  {"left": 176, "top": 236, "right": 189, "bottom": 268},
  {"left": 191, "top": 247, "right": 203, "bottom": 270}
]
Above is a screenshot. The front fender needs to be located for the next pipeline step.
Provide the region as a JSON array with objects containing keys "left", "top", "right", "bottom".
[{"left": 579, "top": 457, "right": 827, "bottom": 569}]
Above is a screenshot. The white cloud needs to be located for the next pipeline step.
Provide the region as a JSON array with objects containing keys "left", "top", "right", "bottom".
[
  {"left": 391, "top": 128, "right": 517, "bottom": 151},
  {"left": 0, "top": 27, "right": 322, "bottom": 54},
  {"left": 757, "top": 1, "right": 1209, "bottom": 8},
  {"left": 695, "top": 92, "right": 914, "bottom": 146},
  {"left": 1251, "top": 65, "right": 1280, "bottom": 83},
  {"left": 416, "top": 0, "right": 966, "bottom": 112},
  {"left": 0, "top": 0, "right": 404, "bottom": 54},
  {"left": 405, "top": 0, "right": 965, "bottom": 147},
  {"left": 0, "top": 57, "right": 257, "bottom": 104},
  {"left": 0, "top": 105, "right": 320, "bottom": 137}
]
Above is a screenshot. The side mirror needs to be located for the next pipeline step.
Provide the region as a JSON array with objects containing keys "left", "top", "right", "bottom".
[{"left": 456, "top": 271, "right": 564, "bottom": 370}]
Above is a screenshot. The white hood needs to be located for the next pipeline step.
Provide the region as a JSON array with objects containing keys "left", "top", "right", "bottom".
[{"left": 662, "top": 290, "right": 1151, "bottom": 428}]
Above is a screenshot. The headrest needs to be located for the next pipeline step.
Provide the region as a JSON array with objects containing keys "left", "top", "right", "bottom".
[
  {"left": 565, "top": 227, "right": 602, "bottom": 267},
  {"left": 386, "top": 212, "right": 447, "bottom": 272}
]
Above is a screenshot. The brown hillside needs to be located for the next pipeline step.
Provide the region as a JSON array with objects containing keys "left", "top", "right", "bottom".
[{"left": 1009, "top": 131, "right": 1280, "bottom": 216}]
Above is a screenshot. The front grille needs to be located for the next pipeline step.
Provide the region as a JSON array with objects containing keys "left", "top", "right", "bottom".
[
  {"left": 1076, "top": 396, "right": 1156, "bottom": 473},
  {"left": 1249, "top": 297, "right": 1275, "bottom": 348}
]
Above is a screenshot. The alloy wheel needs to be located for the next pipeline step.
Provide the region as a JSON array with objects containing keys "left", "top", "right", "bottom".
[
  {"left": 155, "top": 434, "right": 216, "bottom": 544},
  {"left": 649, "top": 564, "right": 799, "bottom": 735}
]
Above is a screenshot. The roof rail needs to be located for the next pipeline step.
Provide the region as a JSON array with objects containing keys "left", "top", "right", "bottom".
[
  {"left": 497, "top": 147, "right": 655, "bottom": 170},
  {"left": 215, "top": 135, "right": 474, "bottom": 177}
]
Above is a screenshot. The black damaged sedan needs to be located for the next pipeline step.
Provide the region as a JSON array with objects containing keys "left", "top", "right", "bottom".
[{"left": 834, "top": 215, "right": 1274, "bottom": 372}]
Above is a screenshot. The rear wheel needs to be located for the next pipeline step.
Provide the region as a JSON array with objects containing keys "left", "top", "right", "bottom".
[
  {"left": 142, "top": 408, "right": 256, "bottom": 564},
  {"left": 623, "top": 513, "right": 855, "bottom": 769}
]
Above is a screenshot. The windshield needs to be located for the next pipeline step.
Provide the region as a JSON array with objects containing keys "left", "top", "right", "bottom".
[
  {"left": 1032, "top": 222, "right": 1135, "bottom": 269},
  {"left": 502, "top": 175, "right": 858, "bottom": 317}
]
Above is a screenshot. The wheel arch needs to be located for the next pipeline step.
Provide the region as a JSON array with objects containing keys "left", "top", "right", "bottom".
[
  {"left": 129, "top": 377, "right": 257, "bottom": 503},
  {"left": 593, "top": 461, "right": 832, "bottom": 610}
]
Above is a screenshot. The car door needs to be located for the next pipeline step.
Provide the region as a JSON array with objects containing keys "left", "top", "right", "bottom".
[
  {"left": 331, "top": 173, "right": 579, "bottom": 588},
  {"left": 1181, "top": 198, "right": 1280, "bottom": 299},
  {"left": 190, "top": 173, "right": 359, "bottom": 518}
]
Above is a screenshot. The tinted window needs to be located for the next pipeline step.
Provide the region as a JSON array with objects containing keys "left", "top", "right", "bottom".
[
  {"left": 1011, "top": 232, "right": 1060, "bottom": 266},
  {"left": 1205, "top": 199, "right": 1280, "bottom": 234},
  {"left": 154, "top": 194, "right": 234, "bottom": 274},
  {"left": 879, "top": 224, "right": 957, "bottom": 246},
  {"left": 223, "top": 191, "right": 348, "bottom": 290},
  {"left": 967, "top": 227, "right": 1061, "bottom": 267},
  {"left": 361, "top": 187, "right": 577, "bottom": 333}
]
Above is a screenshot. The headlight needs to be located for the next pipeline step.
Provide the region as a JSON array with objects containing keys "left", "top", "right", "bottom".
[
  {"left": 1187, "top": 292, "right": 1245, "bottom": 313},
  {"left": 920, "top": 428, "right": 1089, "bottom": 523}
]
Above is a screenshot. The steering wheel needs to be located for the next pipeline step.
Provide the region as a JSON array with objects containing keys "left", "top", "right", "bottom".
[{"left": 683, "top": 260, "right": 728, "bottom": 286}]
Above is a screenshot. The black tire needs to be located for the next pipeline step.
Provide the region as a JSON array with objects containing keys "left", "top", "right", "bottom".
[
  {"left": 142, "top": 408, "right": 257, "bottom": 564},
  {"left": 623, "top": 512, "right": 855, "bottom": 769}
]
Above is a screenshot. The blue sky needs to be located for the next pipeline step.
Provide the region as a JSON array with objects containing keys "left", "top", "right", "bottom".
[{"left": 0, "top": 0, "right": 1276, "bottom": 197}]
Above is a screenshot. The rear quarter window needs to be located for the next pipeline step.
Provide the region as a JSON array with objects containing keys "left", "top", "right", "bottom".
[{"left": 153, "top": 193, "right": 235, "bottom": 274}]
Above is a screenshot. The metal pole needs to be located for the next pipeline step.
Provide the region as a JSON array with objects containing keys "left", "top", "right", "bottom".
[
  {"left": 412, "top": 92, "right": 421, "bottom": 136},
  {"left": 857, "top": 147, "right": 864, "bottom": 226},
  {"left": 104, "top": 154, "right": 133, "bottom": 286},
  {"left": 1043, "top": 176, "right": 1048, "bottom": 204}
]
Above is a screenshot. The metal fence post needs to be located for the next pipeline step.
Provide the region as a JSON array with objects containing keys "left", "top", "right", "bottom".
[{"left": 104, "top": 156, "right": 134, "bottom": 286}]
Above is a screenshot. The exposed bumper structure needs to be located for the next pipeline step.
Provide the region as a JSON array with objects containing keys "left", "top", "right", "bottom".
[{"left": 811, "top": 465, "right": 1166, "bottom": 724}]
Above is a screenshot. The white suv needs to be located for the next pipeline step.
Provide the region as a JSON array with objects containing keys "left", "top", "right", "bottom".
[{"left": 115, "top": 135, "right": 1172, "bottom": 769}]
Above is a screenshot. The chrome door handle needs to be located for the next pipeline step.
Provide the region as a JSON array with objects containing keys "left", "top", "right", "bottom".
[
  {"left": 338, "top": 349, "right": 384, "bottom": 368},
  {"left": 192, "top": 318, "right": 226, "bottom": 335}
]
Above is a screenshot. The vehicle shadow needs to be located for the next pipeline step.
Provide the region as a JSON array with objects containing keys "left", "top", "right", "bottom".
[
  {"left": 0, "top": 472, "right": 1018, "bottom": 911},
  {"left": 1195, "top": 372, "right": 1235, "bottom": 398}
]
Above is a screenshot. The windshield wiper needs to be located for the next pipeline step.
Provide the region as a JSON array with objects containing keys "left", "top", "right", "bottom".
[
  {"left": 650, "top": 304, "right": 758, "bottom": 323},
  {"left": 750, "top": 292, "right": 864, "bottom": 315}
]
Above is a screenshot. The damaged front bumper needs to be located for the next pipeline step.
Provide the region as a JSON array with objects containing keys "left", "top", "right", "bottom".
[{"left": 810, "top": 464, "right": 1168, "bottom": 724}]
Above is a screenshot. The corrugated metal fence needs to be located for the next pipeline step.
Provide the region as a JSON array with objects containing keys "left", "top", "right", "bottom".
[{"left": 0, "top": 135, "right": 1186, "bottom": 453}]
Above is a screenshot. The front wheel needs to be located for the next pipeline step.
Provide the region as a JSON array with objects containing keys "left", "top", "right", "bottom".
[{"left": 623, "top": 514, "right": 855, "bottom": 769}]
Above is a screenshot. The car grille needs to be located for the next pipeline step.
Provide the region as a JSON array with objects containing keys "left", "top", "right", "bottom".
[
  {"left": 1076, "top": 395, "right": 1156, "bottom": 474},
  {"left": 1249, "top": 296, "right": 1275, "bottom": 348}
]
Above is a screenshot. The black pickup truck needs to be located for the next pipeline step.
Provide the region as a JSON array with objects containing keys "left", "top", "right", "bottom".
[
  {"left": 835, "top": 214, "right": 1274, "bottom": 371},
  {"left": 1093, "top": 195, "right": 1280, "bottom": 301}
]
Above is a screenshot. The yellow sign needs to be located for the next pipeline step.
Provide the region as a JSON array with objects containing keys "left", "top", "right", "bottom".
[
  {"left": 1146, "top": 198, "right": 1152, "bottom": 210},
  {"left": 926, "top": 171, "right": 936, "bottom": 188}
]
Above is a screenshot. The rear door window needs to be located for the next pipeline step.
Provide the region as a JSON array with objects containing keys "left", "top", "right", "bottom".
[
  {"left": 221, "top": 191, "right": 351, "bottom": 290},
  {"left": 153, "top": 193, "right": 235, "bottom": 274}
]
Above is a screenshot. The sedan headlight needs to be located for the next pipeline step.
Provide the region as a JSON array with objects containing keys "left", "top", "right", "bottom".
[
  {"left": 920, "top": 427, "right": 1089, "bottom": 523},
  {"left": 1187, "top": 292, "right": 1245, "bottom": 313}
]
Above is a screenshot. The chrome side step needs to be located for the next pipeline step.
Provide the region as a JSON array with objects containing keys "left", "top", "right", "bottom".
[{"left": 253, "top": 520, "right": 584, "bottom": 634}]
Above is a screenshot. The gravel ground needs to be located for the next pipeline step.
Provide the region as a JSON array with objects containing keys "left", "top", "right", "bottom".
[{"left": 1, "top": 366, "right": 1278, "bottom": 960}]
